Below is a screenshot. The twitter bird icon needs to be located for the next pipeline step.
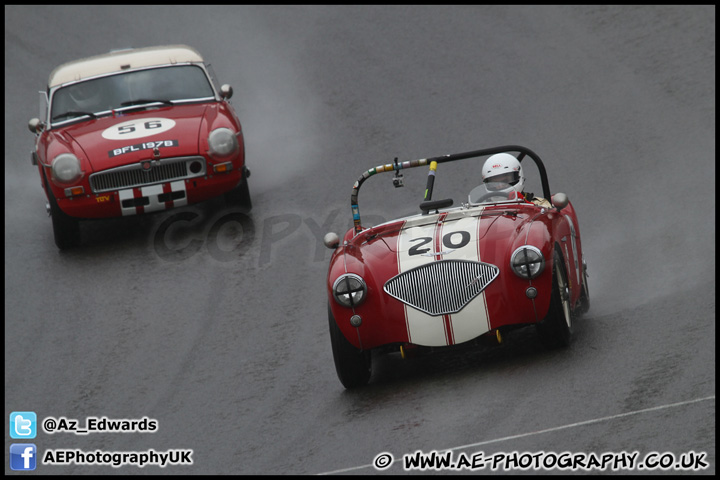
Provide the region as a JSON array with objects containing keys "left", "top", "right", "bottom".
[{"left": 10, "top": 412, "right": 37, "bottom": 439}]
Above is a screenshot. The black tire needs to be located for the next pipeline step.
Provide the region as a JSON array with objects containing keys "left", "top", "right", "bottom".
[
  {"left": 47, "top": 186, "right": 81, "bottom": 250},
  {"left": 224, "top": 174, "right": 252, "bottom": 211},
  {"left": 537, "top": 250, "right": 573, "bottom": 348},
  {"left": 328, "top": 304, "right": 371, "bottom": 388}
]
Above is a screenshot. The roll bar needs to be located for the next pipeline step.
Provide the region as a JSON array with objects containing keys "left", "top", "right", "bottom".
[{"left": 350, "top": 145, "right": 550, "bottom": 234}]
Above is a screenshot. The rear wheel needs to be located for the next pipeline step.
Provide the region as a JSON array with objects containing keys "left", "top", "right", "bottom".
[
  {"left": 537, "top": 250, "right": 572, "bottom": 347},
  {"left": 328, "top": 304, "right": 371, "bottom": 388}
]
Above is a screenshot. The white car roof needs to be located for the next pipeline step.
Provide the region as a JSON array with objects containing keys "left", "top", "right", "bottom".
[{"left": 48, "top": 45, "right": 204, "bottom": 88}]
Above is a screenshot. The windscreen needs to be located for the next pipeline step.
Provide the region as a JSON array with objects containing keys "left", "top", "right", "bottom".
[
  {"left": 50, "top": 65, "right": 215, "bottom": 123},
  {"left": 468, "top": 182, "right": 524, "bottom": 205}
]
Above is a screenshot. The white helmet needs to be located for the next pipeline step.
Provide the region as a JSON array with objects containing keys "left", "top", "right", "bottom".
[
  {"left": 481, "top": 153, "right": 525, "bottom": 192},
  {"left": 68, "top": 79, "right": 101, "bottom": 109}
]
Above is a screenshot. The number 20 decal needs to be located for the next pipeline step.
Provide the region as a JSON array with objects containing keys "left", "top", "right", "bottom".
[
  {"left": 408, "top": 231, "right": 471, "bottom": 256},
  {"left": 102, "top": 117, "right": 176, "bottom": 140}
]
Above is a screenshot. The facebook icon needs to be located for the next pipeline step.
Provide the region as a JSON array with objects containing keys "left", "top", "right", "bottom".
[{"left": 10, "top": 444, "right": 37, "bottom": 471}]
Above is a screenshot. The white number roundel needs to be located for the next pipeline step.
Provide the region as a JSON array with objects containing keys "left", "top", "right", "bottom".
[{"left": 102, "top": 118, "right": 176, "bottom": 140}]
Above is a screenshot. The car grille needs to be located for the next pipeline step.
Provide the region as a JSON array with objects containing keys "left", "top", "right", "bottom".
[
  {"left": 89, "top": 156, "right": 206, "bottom": 194},
  {"left": 384, "top": 260, "right": 499, "bottom": 316}
]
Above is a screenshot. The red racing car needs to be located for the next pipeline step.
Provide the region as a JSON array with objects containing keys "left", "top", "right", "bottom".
[
  {"left": 28, "top": 45, "right": 251, "bottom": 249},
  {"left": 324, "top": 146, "right": 590, "bottom": 388}
]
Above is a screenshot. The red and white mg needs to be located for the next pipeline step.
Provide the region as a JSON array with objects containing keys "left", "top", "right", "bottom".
[{"left": 28, "top": 45, "right": 251, "bottom": 249}]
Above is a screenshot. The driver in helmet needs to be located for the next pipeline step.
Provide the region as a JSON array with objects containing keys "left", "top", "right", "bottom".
[
  {"left": 472, "top": 153, "right": 551, "bottom": 207},
  {"left": 68, "top": 79, "right": 102, "bottom": 111}
]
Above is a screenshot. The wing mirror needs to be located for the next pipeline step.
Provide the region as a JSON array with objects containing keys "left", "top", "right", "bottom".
[
  {"left": 551, "top": 192, "right": 569, "bottom": 211},
  {"left": 324, "top": 232, "right": 340, "bottom": 249},
  {"left": 28, "top": 118, "right": 44, "bottom": 134},
  {"left": 220, "top": 84, "right": 233, "bottom": 100}
]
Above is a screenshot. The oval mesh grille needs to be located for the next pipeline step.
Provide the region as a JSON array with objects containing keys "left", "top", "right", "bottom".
[{"left": 383, "top": 260, "right": 499, "bottom": 316}]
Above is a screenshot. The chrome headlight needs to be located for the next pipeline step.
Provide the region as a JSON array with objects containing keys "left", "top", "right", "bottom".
[
  {"left": 51, "top": 153, "right": 82, "bottom": 183},
  {"left": 208, "top": 127, "right": 238, "bottom": 157},
  {"left": 332, "top": 274, "right": 368, "bottom": 308},
  {"left": 510, "top": 246, "right": 545, "bottom": 279}
]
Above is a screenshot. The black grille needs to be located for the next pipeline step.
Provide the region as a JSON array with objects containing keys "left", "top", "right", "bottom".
[
  {"left": 384, "top": 260, "right": 499, "bottom": 316},
  {"left": 89, "top": 157, "right": 205, "bottom": 193}
]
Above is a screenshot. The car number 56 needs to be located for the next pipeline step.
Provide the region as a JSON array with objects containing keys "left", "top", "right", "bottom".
[{"left": 102, "top": 117, "right": 176, "bottom": 140}]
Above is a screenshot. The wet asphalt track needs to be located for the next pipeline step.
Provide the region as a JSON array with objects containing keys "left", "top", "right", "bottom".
[{"left": 4, "top": 5, "right": 715, "bottom": 475}]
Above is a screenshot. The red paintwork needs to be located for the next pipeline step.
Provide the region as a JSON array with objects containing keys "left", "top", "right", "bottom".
[
  {"left": 34, "top": 102, "right": 245, "bottom": 219},
  {"left": 327, "top": 200, "right": 585, "bottom": 350}
]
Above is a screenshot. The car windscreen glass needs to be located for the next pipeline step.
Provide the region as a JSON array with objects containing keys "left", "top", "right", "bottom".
[
  {"left": 468, "top": 183, "right": 524, "bottom": 204},
  {"left": 50, "top": 65, "right": 214, "bottom": 122}
]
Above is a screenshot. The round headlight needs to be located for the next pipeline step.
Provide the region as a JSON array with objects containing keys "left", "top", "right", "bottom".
[
  {"left": 208, "top": 127, "right": 239, "bottom": 157},
  {"left": 51, "top": 153, "right": 82, "bottom": 183},
  {"left": 510, "top": 246, "right": 545, "bottom": 279},
  {"left": 332, "top": 274, "right": 367, "bottom": 308}
]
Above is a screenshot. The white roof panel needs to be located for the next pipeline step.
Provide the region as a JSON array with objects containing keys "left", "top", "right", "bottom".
[{"left": 48, "top": 45, "right": 204, "bottom": 87}]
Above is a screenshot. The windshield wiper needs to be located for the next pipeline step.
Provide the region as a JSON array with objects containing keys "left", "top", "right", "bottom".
[
  {"left": 52, "top": 110, "right": 97, "bottom": 121},
  {"left": 119, "top": 99, "right": 173, "bottom": 108}
]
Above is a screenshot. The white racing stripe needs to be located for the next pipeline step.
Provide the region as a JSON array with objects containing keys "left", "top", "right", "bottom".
[
  {"left": 395, "top": 209, "right": 490, "bottom": 346},
  {"left": 396, "top": 218, "right": 446, "bottom": 345},
  {"left": 119, "top": 188, "right": 136, "bottom": 216},
  {"left": 118, "top": 181, "right": 187, "bottom": 216},
  {"left": 171, "top": 180, "right": 188, "bottom": 208},
  {"left": 442, "top": 211, "right": 492, "bottom": 344},
  {"left": 141, "top": 184, "right": 166, "bottom": 213}
]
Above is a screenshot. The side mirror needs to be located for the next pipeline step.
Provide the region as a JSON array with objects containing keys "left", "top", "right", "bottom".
[
  {"left": 552, "top": 192, "right": 569, "bottom": 211},
  {"left": 324, "top": 232, "right": 340, "bottom": 249},
  {"left": 28, "top": 118, "right": 43, "bottom": 134},
  {"left": 220, "top": 84, "right": 233, "bottom": 100}
]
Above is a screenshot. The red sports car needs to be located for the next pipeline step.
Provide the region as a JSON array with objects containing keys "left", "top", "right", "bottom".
[
  {"left": 28, "top": 45, "right": 251, "bottom": 249},
  {"left": 324, "top": 146, "right": 590, "bottom": 388}
]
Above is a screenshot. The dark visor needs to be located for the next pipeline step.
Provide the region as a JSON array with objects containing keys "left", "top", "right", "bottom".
[{"left": 485, "top": 171, "right": 519, "bottom": 185}]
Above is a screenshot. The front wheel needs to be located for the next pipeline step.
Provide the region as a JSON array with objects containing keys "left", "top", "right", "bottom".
[
  {"left": 537, "top": 250, "right": 573, "bottom": 348},
  {"left": 48, "top": 189, "right": 81, "bottom": 250},
  {"left": 328, "top": 305, "right": 371, "bottom": 388},
  {"left": 224, "top": 170, "right": 252, "bottom": 211},
  {"left": 577, "top": 258, "right": 590, "bottom": 315}
]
